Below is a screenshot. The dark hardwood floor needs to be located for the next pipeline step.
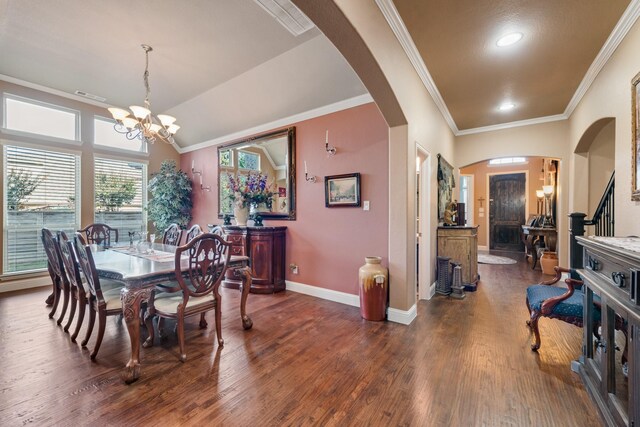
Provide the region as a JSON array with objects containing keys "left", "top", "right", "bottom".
[{"left": 0, "top": 254, "right": 601, "bottom": 426}]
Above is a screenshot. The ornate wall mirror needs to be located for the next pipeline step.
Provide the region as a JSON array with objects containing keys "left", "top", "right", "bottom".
[{"left": 218, "top": 127, "right": 296, "bottom": 220}]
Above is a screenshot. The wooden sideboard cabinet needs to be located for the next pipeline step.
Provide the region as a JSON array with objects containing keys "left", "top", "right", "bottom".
[
  {"left": 221, "top": 226, "right": 287, "bottom": 294},
  {"left": 437, "top": 226, "right": 479, "bottom": 290},
  {"left": 576, "top": 236, "right": 640, "bottom": 427}
]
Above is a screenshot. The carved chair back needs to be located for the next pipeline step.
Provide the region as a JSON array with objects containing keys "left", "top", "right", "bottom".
[
  {"left": 41, "top": 228, "right": 66, "bottom": 284},
  {"left": 208, "top": 225, "right": 225, "bottom": 237},
  {"left": 78, "top": 223, "right": 118, "bottom": 247},
  {"left": 185, "top": 224, "right": 203, "bottom": 243},
  {"left": 73, "top": 232, "right": 107, "bottom": 304},
  {"left": 174, "top": 233, "right": 230, "bottom": 301},
  {"left": 162, "top": 223, "right": 183, "bottom": 246},
  {"left": 57, "top": 231, "right": 83, "bottom": 293}
]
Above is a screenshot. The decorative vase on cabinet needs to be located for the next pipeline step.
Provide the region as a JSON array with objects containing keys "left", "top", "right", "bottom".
[
  {"left": 233, "top": 205, "right": 248, "bottom": 226},
  {"left": 358, "top": 256, "right": 388, "bottom": 321}
]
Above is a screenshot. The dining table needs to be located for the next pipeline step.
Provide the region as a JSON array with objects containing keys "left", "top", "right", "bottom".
[{"left": 91, "top": 242, "right": 253, "bottom": 384}]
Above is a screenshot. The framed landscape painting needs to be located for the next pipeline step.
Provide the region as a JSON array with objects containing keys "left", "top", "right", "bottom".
[
  {"left": 632, "top": 70, "right": 640, "bottom": 201},
  {"left": 325, "top": 173, "right": 361, "bottom": 207}
]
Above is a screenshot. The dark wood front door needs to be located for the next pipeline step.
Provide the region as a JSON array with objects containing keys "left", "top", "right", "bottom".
[{"left": 489, "top": 173, "right": 526, "bottom": 251}]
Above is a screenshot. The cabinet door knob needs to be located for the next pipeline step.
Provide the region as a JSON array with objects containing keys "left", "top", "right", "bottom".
[{"left": 587, "top": 257, "right": 600, "bottom": 271}]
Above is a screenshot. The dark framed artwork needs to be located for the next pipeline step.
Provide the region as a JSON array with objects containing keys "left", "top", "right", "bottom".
[
  {"left": 632, "top": 70, "right": 640, "bottom": 201},
  {"left": 325, "top": 173, "right": 361, "bottom": 207},
  {"left": 437, "top": 154, "right": 456, "bottom": 221}
]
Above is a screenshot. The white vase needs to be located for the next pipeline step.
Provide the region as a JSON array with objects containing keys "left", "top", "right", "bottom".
[{"left": 234, "top": 205, "right": 249, "bottom": 226}]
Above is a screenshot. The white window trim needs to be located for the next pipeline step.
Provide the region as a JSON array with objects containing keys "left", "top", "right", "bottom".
[
  {"left": 93, "top": 115, "right": 149, "bottom": 156},
  {"left": 2, "top": 93, "right": 81, "bottom": 144}
]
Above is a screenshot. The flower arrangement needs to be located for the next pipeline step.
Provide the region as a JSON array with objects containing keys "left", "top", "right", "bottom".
[{"left": 226, "top": 171, "right": 274, "bottom": 210}]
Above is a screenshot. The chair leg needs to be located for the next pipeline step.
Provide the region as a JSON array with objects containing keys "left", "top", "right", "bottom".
[
  {"left": 530, "top": 311, "right": 542, "bottom": 351},
  {"left": 158, "top": 317, "right": 167, "bottom": 341},
  {"left": 56, "top": 284, "right": 70, "bottom": 326},
  {"left": 71, "top": 296, "right": 86, "bottom": 343},
  {"left": 45, "top": 292, "right": 55, "bottom": 306},
  {"left": 91, "top": 309, "right": 107, "bottom": 361},
  {"left": 142, "top": 311, "right": 155, "bottom": 348},
  {"left": 81, "top": 306, "right": 96, "bottom": 347},
  {"left": 48, "top": 283, "right": 61, "bottom": 319},
  {"left": 177, "top": 311, "right": 186, "bottom": 362},
  {"left": 199, "top": 312, "right": 207, "bottom": 329},
  {"left": 63, "top": 293, "right": 77, "bottom": 333},
  {"left": 214, "top": 299, "right": 224, "bottom": 348}
]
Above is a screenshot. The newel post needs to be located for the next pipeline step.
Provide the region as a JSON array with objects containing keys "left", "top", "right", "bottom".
[{"left": 569, "top": 213, "right": 587, "bottom": 270}]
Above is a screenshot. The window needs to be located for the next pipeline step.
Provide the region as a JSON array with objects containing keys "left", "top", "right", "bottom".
[
  {"left": 237, "top": 150, "right": 260, "bottom": 171},
  {"left": 94, "top": 157, "right": 147, "bottom": 238},
  {"left": 3, "top": 95, "right": 79, "bottom": 141},
  {"left": 489, "top": 157, "right": 526, "bottom": 165},
  {"left": 3, "top": 145, "right": 80, "bottom": 274},
  {"left": 219, "top": 149, "right": 233, "bottom": 168},
  {"left": 219, "top": 172, "right": 233, "bottom": 215},
  {"left": 94, "top": 116, "right": 146, "bottom": 153},
  {"left": 459, "top": 175, "right": 473, "bottom": 225}
]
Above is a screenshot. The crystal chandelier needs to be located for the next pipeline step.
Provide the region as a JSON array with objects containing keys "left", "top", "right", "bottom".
[{"left": 107, "top": 44, "right": 179, "bottom": 145}]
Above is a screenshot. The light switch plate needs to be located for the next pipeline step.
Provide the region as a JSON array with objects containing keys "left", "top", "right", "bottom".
[{"left": 363, "top": 201, "right": 370, "bottom": 211}]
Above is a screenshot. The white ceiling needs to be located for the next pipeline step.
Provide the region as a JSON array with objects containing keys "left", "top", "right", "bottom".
[{"left": 0, "top": 0, "right": 368, "bottom": 148}]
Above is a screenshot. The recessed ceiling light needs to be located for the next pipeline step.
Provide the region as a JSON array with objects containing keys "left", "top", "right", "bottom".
[
  {"left": 498, "top": 102, "right": 516, "bottom": 111},
  {"left": 496, "top": 32, "right": 523, "bottom": 47}
]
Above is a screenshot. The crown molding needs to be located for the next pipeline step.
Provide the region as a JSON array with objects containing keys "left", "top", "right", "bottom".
[
  {"left": 0, "top": 74, "right": 111, "bottom": 108},
  {"left": 376, "top": 0, "right": 640, "bottom": 137},
  {"left": 455, "top": 113, "right": 568, "bottom": 136},
  {"left": 177, "top": 93, "right": 374, "bottom": 153},
  {"left": 374, "top": 0, "right": 459, "bottom": 134},
  {"left": 563, "top": 0, "right": 640, "bottom": 117}
]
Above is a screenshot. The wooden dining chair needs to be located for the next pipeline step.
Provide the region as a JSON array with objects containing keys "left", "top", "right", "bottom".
[
  {"left": 58, "top": 231, "right": 122, "bottom": 342},
  {"left": 145, "top": 233, "right": 231, "bottom": 362},
  {"left": 42, "top": 228, "right": 70, "bottom": 325},
  {"left": 185, "top": 224, "right": 203, "bottom": 243},
  {"left": 162, "top": 223, "right": 183, "bottom": 246},
  {"left": 78, "top": 223, "right": 118, "bottom": 247},
  {"left": 208, "top": 224, "right": 225, "bottom": 237},
  {"left": 73, "top": 232, "right": 125, "bottom": 360}
]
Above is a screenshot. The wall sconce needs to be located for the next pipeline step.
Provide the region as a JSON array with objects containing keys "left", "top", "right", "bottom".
[
  {"left": 191, "top": 159, "right": 202, "bottom": 176},
  {"left": 325, "top": 129, "right": 336, "bottom": 156},
  {"left": 304, "top": 161, "right": 316, "bottom": 183},
  {"left": 536, "top": 189, "right": 544, "bottom": 215},
  {"left": 199, "top": 174, "right": 211, "bottom": 191}
]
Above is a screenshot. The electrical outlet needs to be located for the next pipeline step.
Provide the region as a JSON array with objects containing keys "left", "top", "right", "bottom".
[
  {"left": 289, "top": 263, "right": 299, "bottom": 274},
  {"left": 363, "top": 201, "right": 370, "bottom": 211}
]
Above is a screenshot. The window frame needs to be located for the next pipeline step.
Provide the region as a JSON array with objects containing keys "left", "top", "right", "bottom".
[{"left": 2, "top": 93, "right": 81, "bottom": 145}]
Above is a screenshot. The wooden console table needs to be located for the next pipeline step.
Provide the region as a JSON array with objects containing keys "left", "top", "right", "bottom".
[
  {"left": 437, "top": 226, "right": 479, "bottom": 291},
  {"left": 521, "top": 226, "right": 557, "bottom": 270},
  {"left": 221, "top": 226, "right": 287, "bottom": 294}
]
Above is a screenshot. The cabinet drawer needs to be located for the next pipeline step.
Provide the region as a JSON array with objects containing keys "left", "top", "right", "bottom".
[
  {"left": 228, "top": 235, "right": 244, "bottom": 244},
  {"left": 584, "top": 247, "right": 632, "bottom": 298},
  {"left": 230, "top": 246, "right": 245, "bottom": 256}
]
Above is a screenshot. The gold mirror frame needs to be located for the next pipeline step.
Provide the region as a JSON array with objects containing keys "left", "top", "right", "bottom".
[
  {"left": 217, "top": 127, "right": 296, "bottom": 220},
  {"left": 633, "top": 71, "right": 640, "bottom": 201}
]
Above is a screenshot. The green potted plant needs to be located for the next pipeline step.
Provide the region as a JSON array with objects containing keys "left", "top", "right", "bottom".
[{"left": 147, "top": 160, "right": 192, "bottom": 232}]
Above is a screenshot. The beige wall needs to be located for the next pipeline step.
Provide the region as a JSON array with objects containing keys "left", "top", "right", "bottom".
[
  {"left": 569, "top": 19, "right": 640, "bottom": 236},
  {"left": 460, "top": 157, "right": 547, "bottom": 247},
  {"left": 587, "top": 120, "right": 615, "bottom": 214},
  {"left": 0, "top": 80, "right": 179, "bottom": 283},
  {"left": 333, "top": 0, "right": 456, "bottom": 312}
]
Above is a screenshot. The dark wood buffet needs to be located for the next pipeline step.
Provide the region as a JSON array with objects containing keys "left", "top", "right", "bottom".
[
  {"left": 576, "top": 236, "right": 640, "bottom": 427},
  {"left": 221, "top": 226, "right": 287, "bottom": 294}
]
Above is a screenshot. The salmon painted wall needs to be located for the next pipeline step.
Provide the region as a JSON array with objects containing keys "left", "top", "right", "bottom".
[{"left": 180, "top": 103, "right": 389, "bottom": 295}]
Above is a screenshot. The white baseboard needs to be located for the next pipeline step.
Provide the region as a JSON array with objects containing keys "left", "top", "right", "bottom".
[
  {"left": 285, "top": 280, "right": 360, "bottom": 307},
  {"left": 286, "top": 280, "right": 417, "bottom": 325},
  {"left": 418, "top": 281, "right": 436, "bottom": 300},
  {"left": 478, "top": 245, "right": 489, "bottom": 251},
  {"left": 387, "top": 304, "right": 417, "bottom": 325},
  {"left": 427, "top": 282, "right": 436, "bottom": 300},
  {"left": 0, "top": 276, "right": 50, "bottom": 294}
]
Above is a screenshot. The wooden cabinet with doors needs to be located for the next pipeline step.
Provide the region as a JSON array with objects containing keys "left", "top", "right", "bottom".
[
  {"left": 221, "top": 226, "right": 287, "bottom": 294},
  {"left": 437, "top": 226, "right": 479, "bottom": 290},
  {"left": 576, "top": 236, "right": 640, "bottom": 427}
]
